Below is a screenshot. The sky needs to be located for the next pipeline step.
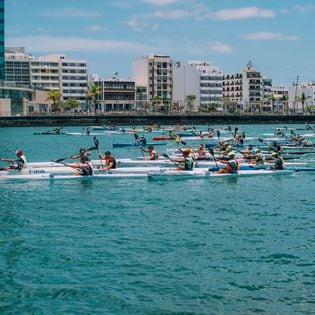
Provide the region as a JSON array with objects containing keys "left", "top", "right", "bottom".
[{"left": 5, "top": 0, "right": 315, "bottom": 86}]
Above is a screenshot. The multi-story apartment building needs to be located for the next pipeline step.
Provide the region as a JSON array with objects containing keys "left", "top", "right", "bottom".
[
  {"left": 30, "top": 55, "right": 60, "bottom": 90},
  {"left": 133, "top": 53, "right": 173, "bottom": 112},
  {"left": 173, "top": 60, "right": 222, "bottom": 111},
  {"left": 93, "top": 77, "right": 135, "bottom": 112},
  {"left": 288, "top": 81, "right": 315, "bottom": 113},
  {"left": 0, "top": 0, "right": 4, "bottom": 81},
  {"left": 59, "top": 56, "right": 88, "bottom": 103},
  {"left": 5, "top": 47, "right": 32, "bottom": 86},
  {"left": 223, "top": 62, "right": 263, "bottom": 112},
  {"left": 31, "top": 54, "right": 88, "bottom": 104},
  {"left": 271, "top": 85, "right": 288, "bottom": 113}
]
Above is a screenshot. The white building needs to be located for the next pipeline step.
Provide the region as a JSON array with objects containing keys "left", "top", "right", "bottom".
[
  {"left": 173, "top": 60, "right": 222, "bottom": 112},
  {"left": 223, "top": 62, "right": 263, "bottom": 112},
  {"left": 288, "top": 81, "right": 315, "bottom": 113},
  {"left": 31, "top": 54, "right": 88, "bottom": 104},
  {"left": 133, "top": 53, "right": 173, "bottom": 112}
]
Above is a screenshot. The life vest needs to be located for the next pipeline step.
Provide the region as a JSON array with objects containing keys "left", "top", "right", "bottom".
[
  {"left": 226, "top": 159, "right": 239, "bottom": 173},
  {"left": 184, "top": 157, "right": 194, "bottom": 170},
  {"left": 150, "top": 150, "right": 159, "bottom": 160},
  {"left": 80, "top": 162, "right": 93, "bottom": 176},
  {"left": 274, "top": 157, "right": 284, "bottom": 170},
  {"left": 105, "top": 157, "right": 117, "bottom": 169}
]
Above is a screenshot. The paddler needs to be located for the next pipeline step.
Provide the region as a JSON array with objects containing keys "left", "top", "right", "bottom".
[
  {"left": 272, "top": 152, "right": 285, "bottom": 170},
  {"left": 176, "top": 148, "right": 194, "bottom": 170},
  {"left": 70, "top": 147, "right": 91, "bottom": 161},
  {"left": 217, "top": 151, "right": 239, "bottom": 174},
  {"left": 0, "top": 149, "right": 27, "bottom": 171},
  {"left": 140, "top": 145, "right": 159, "bottom": 160},
  {"left": 192, "top": 144, "right": 207, "bottom": 160},
  {"left": 250, "top": 149, "right": 265, "bottom": 169},
  {"left": 98, "top": 151, "right": 117, "bottom": 171},
  {"left": 77, "top": 155, "right": 94, "bottom": 176}
]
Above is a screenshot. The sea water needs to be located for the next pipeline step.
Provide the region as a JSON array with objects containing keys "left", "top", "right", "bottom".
[{"left": 0, "top": 124, "right": 314, "bottom": 314}]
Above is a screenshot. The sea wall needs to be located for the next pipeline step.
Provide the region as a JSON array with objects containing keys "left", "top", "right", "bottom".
[{"left": 1, "top": 114, "right": 315, "bottom": 127}]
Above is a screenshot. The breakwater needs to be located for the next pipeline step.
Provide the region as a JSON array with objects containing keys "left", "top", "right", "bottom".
[{"left": 1, "top": 114, "right": 315, "bottom": 127}]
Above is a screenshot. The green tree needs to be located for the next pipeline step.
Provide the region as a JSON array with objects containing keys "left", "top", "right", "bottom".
[
  {"left": 62, "top": 98, "right": 81, "bottom": 112},
  {"left": 268, "top": 93, "right": 277, "bottom": 114},
  {"left": 85, "top": 83, "right": 101, "bottom": 115},
  {"left": 136, "top": 86, "right": 145, "bottom": 112},
  {"left": 186, "top": 95, "right": 196, "bottom": 112},
  {"left": 151, "top": 96, "right": 161, "bottom": 112},
  {"left": 296, "top": 92, "right": 311, "bottom": 114},
  {"left": 281, "top": 94, "right": 288, "bottom": 114},
  {"left": 47, "top": 90, "right": 61, "bottom": 112}
]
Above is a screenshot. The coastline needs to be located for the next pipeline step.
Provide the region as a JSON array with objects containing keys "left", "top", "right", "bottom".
[{"left": 1, "top": 113, "right": 315, "bottom": 127}]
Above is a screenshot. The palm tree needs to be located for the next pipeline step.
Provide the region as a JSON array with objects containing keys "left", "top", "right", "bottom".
[
  {"left": 296, "top": 92, "right": 311, "bottom": 114},
  {"left": 47, "top": 90, "right": 61, "bottom": 112},
  {"left": 85, "top": 83, "right": 101, "bottom": 115},
  {"left": 268, "top": 93, "right": 277, "bottom": 114},
  {"left": 281, "top": 94, "right": 288, "bottom": 114},
  {"left": 135, "top": 86, "right": 145, "bottom": 112},
  {"left": 186, "top": 95, "right": 196, "bottom": 112}
]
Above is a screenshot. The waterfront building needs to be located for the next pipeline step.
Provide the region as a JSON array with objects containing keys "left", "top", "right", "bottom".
[
  {"left": 60, "top": 56, "right": 88, "bottom": 103},
  {"left": 271, "top": 85, "right": 288, "bottom": 113},
  {"left": 31, "top": 54, "right": 88, "bottom": 105},
  {"left": 173, "top": 60, "right": 222, "bottom": 112},
  {"left": 5, "top": 47, "right": 32, "bottom": 86},
  {"left": 288, "top": 81, "right": 315, "bottom": 114},
  {"left": 223, "top": 61, "right": 263, "bottom": 112},
  {"left": 0, "top": 0, "right": 4, "bottom": 81},
  {"left": 133, "top": 53, "right": 173, "bottom": 112},
  {"left": 93, "top": 77, "right": 135, "bottom": 113}
]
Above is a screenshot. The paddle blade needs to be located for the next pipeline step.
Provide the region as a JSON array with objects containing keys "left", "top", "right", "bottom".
[
  {"left": 93, "top": 136, "right": 99, "bottom": 150},
  {"left": 181, "top": 140, "right": 187, "bottom": 146},
  {"left": 216, "top": 130, "right": 220, "bottom": 139}
]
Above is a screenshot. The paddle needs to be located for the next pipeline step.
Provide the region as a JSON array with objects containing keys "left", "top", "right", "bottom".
[
  {"left": 139, "top": 145, "right": 145, "bottom": 159},
  {"left": 234, "top": 127, "right": 239, "bottom": 138},
  {"left": 208, "top": 148, "right": 219, "bottom": 170},
  {"left": 162, "top": 153, "right": 181, "bottom": 168},
  {"left": 53, "top": 143, "right": 97, "bottom": 163},
  {"left": 216, "top": 129, "right": 220, "bottom": 140},
  {"left": 93, "top": 136, "right": 104, "bottom": 169}
]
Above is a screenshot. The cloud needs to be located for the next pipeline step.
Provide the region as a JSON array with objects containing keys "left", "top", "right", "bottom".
[
  {"left": 243, "top": 32, "right": 300, "bottom": 41},
  {"left": 213, "top": 7, "right": 275, "bottom": 20},
  {"left": 141, "top": 0, "right": 178, "bottom": 6},
  {"left": 208, "top": 41, "right": 232, "bottom": 54},
  {"left": 87, "top": 25, "right": 107, "bottom": 33},
  {"left": 39, "top": 7, "right": 102, "bottom": 18},
  {"left": 6, "top": 35, "right": 152, "bottom": 53},
  {"left": 153, "top": 9, "right": 194, "bottom": 19},
  {"left": 294, "top": 5, "right": 314, "bottom": 13}
]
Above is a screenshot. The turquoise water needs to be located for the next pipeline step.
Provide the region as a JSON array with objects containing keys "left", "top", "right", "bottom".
[{"left": 0, "top": 125, "right": 314, "bottom": 314}]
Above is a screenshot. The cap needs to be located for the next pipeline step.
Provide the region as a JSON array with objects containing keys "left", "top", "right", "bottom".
[
  {"left": 183, "top": 148, "right": 191, "bottom": 154},
  {"left": 148, "top": 145, "right": 153, "bottom": 150},
  {"left": 105, "top": 151, "right": 111, "bottom": 155},
  {"left": 256, "top": 149, "right": 261, "bottom": 153},
  {"left": 16, "top": 149, "right": 23, "bottom": 155},
  {"left": 272, "top": 152, "right": 279, "bottom": 157},
  {"left": 228, "top": 151, "right": 235, "bottom": 157},
  {"left": 79, "top": 147, "right": 86, "bottom": 153}
]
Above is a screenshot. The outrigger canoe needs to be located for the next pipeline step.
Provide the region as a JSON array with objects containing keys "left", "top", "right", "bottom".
[
  {"left": 112, "top": 142, "right": 168, "bottom": 148},
  {"left": 1, "top": 167, "right": 315, "bottom": 181}
]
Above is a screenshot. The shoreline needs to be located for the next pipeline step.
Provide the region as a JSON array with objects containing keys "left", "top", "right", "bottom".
[{"left": 1, "top": 114, "right": 315, "bottom": 127}]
